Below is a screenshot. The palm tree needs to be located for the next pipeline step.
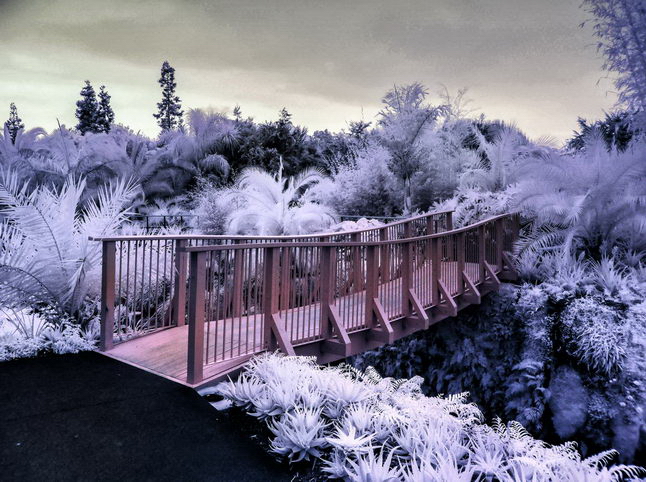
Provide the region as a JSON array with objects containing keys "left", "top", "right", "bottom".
[
  {"left": 222, "top": 161, "right": 337, "bottom": 235},
  {"left": 144, "top": 109, "right": 234, "bottom": 200},
  {"left": 515, "top": 133, "right": 646, "bottom": 262},
  {"left": 0, "top": 170, "right": 139, "bottom": 315},
  {"left": 378, "top": 83, "right": 447, "bottom": 214},
  {"left": 460, "top": 123, "right": 529, "bottom": 192},
  {"left": 0, "top": 125, "right": 46, "bottom": 172}
]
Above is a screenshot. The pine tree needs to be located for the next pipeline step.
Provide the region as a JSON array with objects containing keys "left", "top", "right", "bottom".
[
  {"left": 233, "top": 104, "right": 242, "bottom": 122},
  {"left": 96, "top": 85, "right": 115, "bottom": 133},
  {"left": 75, "top": 80, "right": 100, "bottom": 134},
  {"left": 4, "top": 103, "right": 24, "bottom": 144},
  {"left": 153, "top": 61, "right": 184, "bottom": 131}
]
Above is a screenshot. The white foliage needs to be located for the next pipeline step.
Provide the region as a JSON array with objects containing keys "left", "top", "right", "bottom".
[
  {"left": 216, "top": 163, "right": 337, "bottom": 235},
  {"left": 0, "top": 307, "right": 95, "bottom": 361},
  {"left": 0, "top": 170, "right": 139, "bottom": 312},
  {"left": 213, "top": 353, "right": 643, "bottom": 480}
]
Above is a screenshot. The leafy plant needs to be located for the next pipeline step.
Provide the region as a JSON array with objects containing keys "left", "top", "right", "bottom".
[
  {"left": 213, "top": 353, "right": 644, "bottom": 480},
  {"left": 0, "top": 171, "right": 139, "bottom": 314},
  {"left": 219, "top": 162, "right": 337, "bottom": 235}
]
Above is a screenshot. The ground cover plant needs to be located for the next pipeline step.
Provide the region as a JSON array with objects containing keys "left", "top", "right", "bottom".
[{"left": 212, "top": 353, "right": 645, "bottom": 481}]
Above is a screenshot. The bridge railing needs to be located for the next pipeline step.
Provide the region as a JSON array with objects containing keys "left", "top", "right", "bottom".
[
  {"left": 93, "top": 210, "right": 454, "bottom": 350},
  {"left": 179, "top": 213, "right": 519, "bottom": 384}
]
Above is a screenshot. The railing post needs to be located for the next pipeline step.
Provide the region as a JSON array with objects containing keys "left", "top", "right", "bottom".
[
  {"left": 279, "top": 244, "right": 291, "bottom": 311},
  {"left": 365, "top": 245, "right": 379, "bottom": 328},
  {"left": 401, "top": 224, "right": 413, "bottom": 316},
  {"left": 320, "top": 245, "right": 334, "bottom": 337},
  {"left": 446, "top": 212, "right": 453, "bottom": 231},
  {"left": 431, "top": 237, "right": 441, "bottom": 306},
  {"left": 232, "top": 240, "right": 244, "bottom": 317},
  {"left": 100, "top": 241, "right": 116, "bottom": 351},
  {"left": 351, "top": 232, "right": 363, "bottom": 289},
  {"left": 457, "top": 232, "right": 466, "bottom": 295},
  {"left": 263, "top": 247, "right": 280, "bottom": 349},
  {"left": 478, "top": 224, "right": 486, "bottom": 283},
  {"left": 171, "top": 240, "right": 188, "bottom": 327},
  {"left": 379, "top": 228, "right": 390, "bottom": 282},
  {"left": 187, "top": 250, "right": 206, "bottom": 385},
  {"left": 495, "top": 217, "right": 504, "bottom": 270}
]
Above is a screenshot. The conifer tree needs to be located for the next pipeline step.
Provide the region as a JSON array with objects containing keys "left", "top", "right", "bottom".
[
  {"left": 4, "top": 103, "right": 24, "bottom": 144},
  {"left": 75, "top": 80, "right": 100, "bottom": 134},
  {"left": 96, "top": 85, "right": 115, "bottom": 133},
  {"left": 153, "top": 61, "right": 184, "bottom": 131}
]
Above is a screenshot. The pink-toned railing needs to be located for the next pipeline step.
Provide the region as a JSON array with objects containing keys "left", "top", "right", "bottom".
[
  {"left": 179, "top": 213, "right": 519, "bottom": 384},
  {"left": 93, "top": 210, "right": 454, "bottom": 351}
]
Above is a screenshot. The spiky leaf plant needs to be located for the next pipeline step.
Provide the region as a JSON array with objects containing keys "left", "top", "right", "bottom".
[
  {"left": 221, "top": 162, "right": 337, "bottom": 235},
  {"left": 0, "top": 171, "right": 139, "bottom": 315},
  {"left": 213, "top": 353, "right": 644, "bottom": 480}
]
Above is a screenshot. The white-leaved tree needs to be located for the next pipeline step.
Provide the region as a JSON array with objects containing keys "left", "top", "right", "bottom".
[
  {"left": 220, "top": 161, "right": 337, "bottom": 235},
  {"left": 515, "top": 133, "right": 646, "bottom": 262},
  {"left": 583, "top": 0, "right": 646, "bottom": 129},
  {"left": 378, "top": 83, "right": 447, "bottom": 214},
  {"left": 0, "top": 171, "right": 139, "bottom": 315}
]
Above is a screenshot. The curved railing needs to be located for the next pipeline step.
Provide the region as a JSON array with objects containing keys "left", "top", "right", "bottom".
[
  {"left": 96, "top": 211, "right": 519, "bottom": 385},
  {"left": 94, "top": 210, "right": 454, "bottom": 348}
]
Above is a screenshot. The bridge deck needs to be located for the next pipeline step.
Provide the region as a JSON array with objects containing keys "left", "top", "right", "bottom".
[
  {"left": 97, "top": 212, "right": 519, "bottom": 388},
  {"left": 104, "top": 260, "right": 500, "bottom": 387}
]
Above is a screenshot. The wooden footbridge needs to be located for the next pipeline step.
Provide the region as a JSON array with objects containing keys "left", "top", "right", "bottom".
[{"left": 94, "top": 210, "right": 518, "bottom": 387}]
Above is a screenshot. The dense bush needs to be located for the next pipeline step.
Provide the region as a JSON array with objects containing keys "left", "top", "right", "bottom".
[{"left": 213, "top": 353, "right": 644, "bottom": 480}]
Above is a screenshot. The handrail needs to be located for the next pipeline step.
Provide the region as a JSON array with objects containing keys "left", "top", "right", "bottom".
[
  {"left": 181, "top": 214, "right": 517, "bottom": 252},
  {"left": 97, "top": 211, "right": 520, "bottom": 385},
  {"left": 89, "top": 209, "right": 454, "bottom": 242}
]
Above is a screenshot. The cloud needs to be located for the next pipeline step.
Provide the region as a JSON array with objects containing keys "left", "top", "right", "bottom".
[{"left": 0, "top": 0, "right": 616, "bottom": 140}]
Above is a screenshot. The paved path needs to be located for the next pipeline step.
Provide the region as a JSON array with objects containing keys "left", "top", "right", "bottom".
[{"left": 0, "top": 352, "right": 289, "bottom": 481}]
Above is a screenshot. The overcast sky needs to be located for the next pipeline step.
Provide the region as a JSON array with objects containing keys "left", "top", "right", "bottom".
[{"left": 0, "top": 0, "right": 617, "bottom": 142}]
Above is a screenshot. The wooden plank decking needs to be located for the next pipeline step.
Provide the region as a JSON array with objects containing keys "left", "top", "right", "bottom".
[
  {"left": 98, "top": 212, "right": 520, "bottom": 387},
  {"left": 104, "top": 260, "right": 504, "bottom": 387}
]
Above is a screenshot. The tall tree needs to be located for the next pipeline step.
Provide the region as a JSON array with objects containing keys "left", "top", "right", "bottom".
[
  {"left": 378, "top": 83, "right": 447, "bottom": 214},
  {"left": 96, "top": 85, "right": 115, "bottom": 133},
  {"left": 75, "top": 80, "right": 100, "bottom": 134},
  {"left": 583, "top": 0, "right": 646, "bottom": 128},
  {"left": 4, "top": 103, "right": 24, "bottom": 144},
  {"left": 153, "top": 61, "right": 184, "bottom": 131}
]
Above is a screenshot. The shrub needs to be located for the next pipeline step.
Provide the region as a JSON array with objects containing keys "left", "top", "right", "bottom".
[
  {"left": 213, "top": 353, "right": 644, "bottom": 480},
  {"left": 0, "top": 171, "right": 139, "bottom": 315},
  {"left": 560, "top": 297, "right": 627, "bottom": 376}
]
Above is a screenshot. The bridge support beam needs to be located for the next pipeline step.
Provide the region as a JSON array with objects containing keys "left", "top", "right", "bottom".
[
  {"left": 368, "top": 299, "right": 394, "bottom": 345},
  {"left": 461, "top": 271, "right": 481, "bottom": 305},
  {"left": 407, "top": 288, "right": 429, "bottom": 330},
  {"left": 268, "top": 314, "right": 295, "bottom": 356},
  {"left": 483, "top": 261, "right": 501, "bottom": 289},
  {"left": 322, "top": 305, "right": 351, "bottom": 357},
  {"left": 436, "top": 279, "right": 458, "bottom": 318},
  {"left": 499, "top": 251, "right": 518, "bottom": 281}
]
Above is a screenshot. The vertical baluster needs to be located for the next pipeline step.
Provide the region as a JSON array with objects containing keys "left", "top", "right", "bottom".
[
  {"left": 262, "top": 247, "right": 280, "bottom": 350},
  {"left": 478, "top": 224, "right": 486, "bottom": 283},
  {"left": 401, "top": 224, "right": 412, "bottom": 317},
  {"left": 364, "top": 245, "right": 379, "bottom": 329},
  {"left": 187, "top": 250, "right": 207, "bottom": 385},
  {"left": 171, "top": 239, "right": 187, "bottom": 327},
  {"left": 100, "top": 241, "right": 116, "bottom": 351}
]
